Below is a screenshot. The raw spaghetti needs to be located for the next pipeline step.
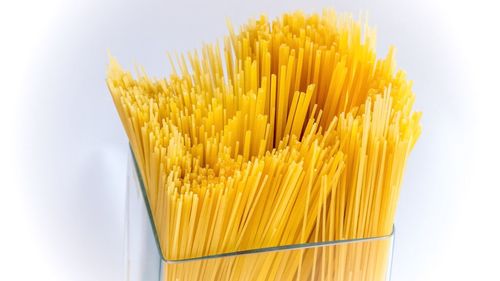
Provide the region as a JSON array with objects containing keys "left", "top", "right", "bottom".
[{"left": 107, "top": 9, "right": 421, "bottom": 281}]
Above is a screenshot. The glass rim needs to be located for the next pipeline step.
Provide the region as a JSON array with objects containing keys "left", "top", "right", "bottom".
[{"left": 129, "top": 146, "right": 395, "bottom": 264}]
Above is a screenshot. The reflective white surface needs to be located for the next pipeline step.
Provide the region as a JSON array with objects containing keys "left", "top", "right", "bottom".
[{"left": 1, "top": 0, "right": 499, "bottom": 280}]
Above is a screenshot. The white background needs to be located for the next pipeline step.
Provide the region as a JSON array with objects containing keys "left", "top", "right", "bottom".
[{"left": 1, "top": 0, "right": 499, "bottom": 280}]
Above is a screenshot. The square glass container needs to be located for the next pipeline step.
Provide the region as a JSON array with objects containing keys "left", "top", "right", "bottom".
[{"left": 124, "top": 150, "right": 395, "bottom": 281}]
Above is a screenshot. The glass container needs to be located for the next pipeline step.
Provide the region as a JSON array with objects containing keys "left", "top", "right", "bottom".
[{"left": 125, "top": 150, "right": 394, "bottom": 281}]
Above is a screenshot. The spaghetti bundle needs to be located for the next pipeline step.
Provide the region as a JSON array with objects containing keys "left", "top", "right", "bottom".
[{"left": 108, "top": 9, "right": 421, "bottom": 280}]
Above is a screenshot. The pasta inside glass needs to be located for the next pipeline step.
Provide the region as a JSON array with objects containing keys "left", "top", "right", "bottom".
[{"left": 125, "top": 150, "right": 394, "bottom": 281}]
